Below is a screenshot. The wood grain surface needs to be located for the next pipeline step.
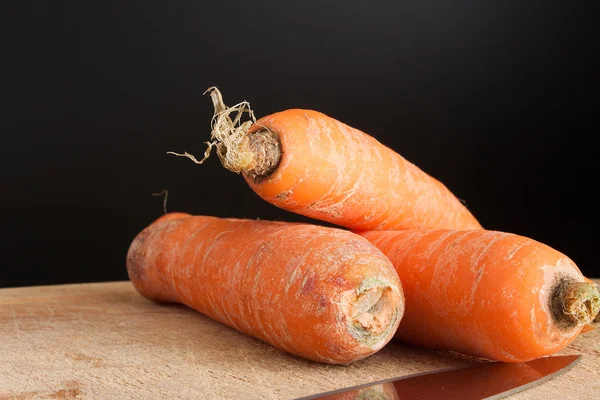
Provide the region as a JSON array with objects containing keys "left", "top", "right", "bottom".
[{"left": 1, "top": 280, "right": 598, "bottom": 399}]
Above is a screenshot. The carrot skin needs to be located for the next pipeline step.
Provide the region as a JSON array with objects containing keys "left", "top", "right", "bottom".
[
  {"left": 358, "top": 229, "right": 597, "bottom": 362},
  {"left": 127, "top": 213, "right": 404, "bottom": 364}
]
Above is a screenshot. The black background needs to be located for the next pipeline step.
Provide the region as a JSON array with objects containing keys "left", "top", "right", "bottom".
[{"left": 2, "top": 1, "right": 598, "bottom": 288}]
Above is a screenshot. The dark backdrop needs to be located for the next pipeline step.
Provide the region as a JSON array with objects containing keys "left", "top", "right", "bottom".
[{"left": 2, "top": 1, "right": 598, "bottom": 287}]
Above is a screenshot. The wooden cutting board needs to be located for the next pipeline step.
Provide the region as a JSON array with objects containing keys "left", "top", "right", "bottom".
[{"left": 1, "top": 280, "right": 598, "bottom": 399}]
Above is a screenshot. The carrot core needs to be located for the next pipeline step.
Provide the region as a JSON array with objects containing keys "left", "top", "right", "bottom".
[
  {"left": 352, "top": 288, "right": 390, "bottom": 331},
  {"left": 345, "top": 279, "right": 402, "bottom": 346},
  {"left": 551, "top": 280, "right": 600, "bottom": 328}
]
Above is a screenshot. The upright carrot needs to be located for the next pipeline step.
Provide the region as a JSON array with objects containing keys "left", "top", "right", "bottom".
[
  {"left": 358, "top": 229, "right": 600, "bottom": 362},
  {"left": 168, "top": 88, "right": 481, "bottom": 231},
  {"left": 126, "top": 213, "right": 404, "bottom": 364}
]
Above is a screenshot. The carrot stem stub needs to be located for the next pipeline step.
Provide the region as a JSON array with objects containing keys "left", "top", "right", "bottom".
[
  {"left": 236, "top": 128, "right": 282, "bottom": 180},
  {"left": 577, "top": 278, "right": 600, "bottom": 333},
  {"left": 553, "top": 280, "right": 600, "bottom": 328},
  {"left": 358, "top": 229, "right": 600, "bottom": 362},
  {"left": 126, "top": 213, "right": 404, "bottom": 364}
]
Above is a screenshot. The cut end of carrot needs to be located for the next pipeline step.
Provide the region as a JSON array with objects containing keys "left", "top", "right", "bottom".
[
  {"left": 351, "top": 287, "right": 393, "bottom": 332},
  {"left": 552, "top": 280, "right": 600, "bottom": 328},
  {"left": 345, "top": 277, "right": 403, "bottom": 348}
]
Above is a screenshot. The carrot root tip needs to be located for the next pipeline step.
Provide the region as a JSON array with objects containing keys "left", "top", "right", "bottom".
[{"left": 553, "top": 280, "right": 600, "bottom": 328}]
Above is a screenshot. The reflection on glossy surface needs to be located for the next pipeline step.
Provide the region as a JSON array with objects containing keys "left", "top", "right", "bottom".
[
  {"left": 299, "top": 355, "right": 580, "bottom": 400},
  {"left": 312, "top": 382, "right": 399, "bottom": 400}
]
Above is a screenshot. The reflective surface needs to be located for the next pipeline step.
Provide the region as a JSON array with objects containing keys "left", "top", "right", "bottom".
[{"left": 298, "top": 355, "right": 581, "bottom": 400}]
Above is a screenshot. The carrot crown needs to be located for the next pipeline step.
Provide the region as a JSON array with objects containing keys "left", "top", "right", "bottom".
[
  {"left": 167, "top": 87, "right": 280, "bottom": 179},
  {"left": 553, "top": 280, "right": 600, "bottom": 328}
]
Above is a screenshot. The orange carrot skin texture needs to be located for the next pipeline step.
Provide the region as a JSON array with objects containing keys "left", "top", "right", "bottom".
[
  {"left": 359, "top": 229, "right": 590, "bottom": 362},
  {"left": 127, "top": 213, "right": 404, "bottom": 364},
  {"left": 245, "top": 110, "right": 481, "bottom": 231}
]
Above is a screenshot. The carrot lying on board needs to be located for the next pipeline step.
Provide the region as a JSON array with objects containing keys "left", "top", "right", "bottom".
[
  {"left": 126, "top": 212, "right": 404, "bottom": 364},
  {"left": 168, "top": 88, "right": 481, "bottom": 231},
  {"left": 357, "top": 229, "right": 600, "bottom": 362}
]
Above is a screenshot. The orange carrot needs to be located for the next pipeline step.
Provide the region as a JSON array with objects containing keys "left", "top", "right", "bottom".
[
  {"left": 126, "top": 213, "right": 404, "bottom": 364},
  {"left": 358, "top": 229, "right": 600, "bottom": 362},
  {"left": 168, "top": 88, "right": 481, "bottom": 231}
]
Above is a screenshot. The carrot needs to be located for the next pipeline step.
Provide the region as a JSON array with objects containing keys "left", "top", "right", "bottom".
[
  {"left": 168, "top": 88, "right": 481, "bottom": 231},
  {"left": 126, "top": 212, "right": 404, "bottom": 364},
  {"left": 357, "top": 229, "right": 600, "bottom": 362}
]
